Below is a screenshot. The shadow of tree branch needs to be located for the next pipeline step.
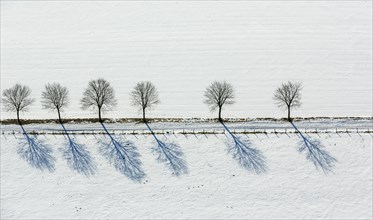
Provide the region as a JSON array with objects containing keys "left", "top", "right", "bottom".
[
  {"left": 100, "top": 123, "right": 145, "bottom": 182},
  {"left": 145, "top": 122, "right": 188, "bottom": 176},
  {"left": 221, "top": 122, "right": 267, "bottom": 174},
  {"left": 290, "top": 122, "right": 337, "bottom": 174},
  {"left": 60, "top": 123, "right": 97, "bottom": 177},
  {"left": 17, "top": 125, "right": 55, "bottom": 172}
]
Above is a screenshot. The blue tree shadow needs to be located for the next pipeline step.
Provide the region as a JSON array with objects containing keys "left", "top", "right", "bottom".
[
  {"left": 99, "top": 123, "right": 145, "bottom": 182},
  {"left": 17, "top": 125, "right": 55, "bottom": 172},
  {"left": 59, "top": 123, "right": 96, "bottom": 177},
  {"left": 221, "top": 122, "right": 267, "bottom": 174},
  {"left": 145, "top": 122, "right": 188, "bottom": 176},
  {"left": 290, "top": 122, "right": 337, "bottom": 174}
]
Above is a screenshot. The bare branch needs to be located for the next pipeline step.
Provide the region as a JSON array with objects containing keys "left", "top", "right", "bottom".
[
  {"left": 2, "top": 84, "right": 34, "bottom": 113},
  {"left": 273, "top": 81, "right": 302, "bottom": 120},
  {"left": 204, "top": 81, "right": 235, "bottom": 111},
  {"left": 80, "top": 78, "right": 117, "bottom": 112},
  {"left": 130, "top": 81, "right": 160, "bottom": 114},
  {"left": 204, "top": 81, "right": 235, "bottom": 121},
  {"left": 41, "top": 83, "right": 69, "bottom": 112},
  {"left": 273, "top": 81, "right": 302, "bottom": 109}
]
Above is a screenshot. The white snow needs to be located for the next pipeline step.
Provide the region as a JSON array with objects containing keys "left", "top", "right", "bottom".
[
  {"left": 1, "top": 122, "right": 372, "bottom": 219},
  {"left": 1, "top": 1, "right": 372, "bottom": 219},
  {"left": 1, "top": 1, "right": 372, "bottom": 119}
]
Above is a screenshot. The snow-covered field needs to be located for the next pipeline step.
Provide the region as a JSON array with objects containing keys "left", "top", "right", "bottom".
[
  {"left": 1, "top": 1, "right": 372, "bottom": 119},
  {"left": 1, "top": 1, "right": 372, "bottom": 219},
  {"left": 1, "top": 120, "right": 372, "bottom": 219}
]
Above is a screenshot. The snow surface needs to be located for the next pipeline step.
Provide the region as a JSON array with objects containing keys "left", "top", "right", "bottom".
[
  {"left": 1, "top": 118, "right": 372, "bottom": 135},
  {"left": 1, "top": 122, "right": 372, "bottom": 219},
  {"left": 1, "top": 1, "right": 372, "bottom": 119},
  {"left": 1, "top": 1, "right": 372, "bottom": 219}
]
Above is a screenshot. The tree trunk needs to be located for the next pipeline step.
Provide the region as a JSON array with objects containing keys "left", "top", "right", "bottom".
[
  {"left": 16, "top": 110, "right": 27, "bottom": 135},
  {"left": 98, "top": 107, "right": 102, "bottom": 123},
  {"left": 142, "top": 108, "right": 146, "bottom": 123},
  {"left": 57, "top": 108, "right": 63, "bottom": 124},
  {"left": 218, "top": 106, "right": 222, "bottom": 122},
  {"left": 287, "top": 106, "right": 291, "bottom": 122},
  {"left": 16, "top": 110, "right": 21, "bottom": 126}
]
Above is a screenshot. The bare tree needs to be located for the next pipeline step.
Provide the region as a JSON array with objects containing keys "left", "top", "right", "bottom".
[
  {"left": 80, "top": 78, "right": 117, "bottom": 123},
  {"left": 2, "top": 84, "right": 35, "bottom": 125},
  {"left": 130, "top": 82, "right": 186, "bottom": 175},
  {"left": 41, "top": 83, "right": 69, "bottom": 124},
  {"left": 3, "top": 84, "right": 55, "bottom": 172},
  {"left": 130, "top": 81, "right": 160, "bottom": 122},
  {"left": 273, "top": 81, "right": 302, "bottom": 121},
  {"left": 204, "top": 81, "right": 235, "bottom": 122},
  {"left": 41, "top": 82, "right": 96, "bottom": 176},
  {"left": 80, "top": 79, "right": 143, "bottom": 180}
]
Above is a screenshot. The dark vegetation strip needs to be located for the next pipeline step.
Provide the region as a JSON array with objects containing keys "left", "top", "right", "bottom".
[
  {"left": 1, "top": 116, "right": 371, "bottom": 125},
  {"left": 3, "top": 128, "right": 371, "bottom": 136}
]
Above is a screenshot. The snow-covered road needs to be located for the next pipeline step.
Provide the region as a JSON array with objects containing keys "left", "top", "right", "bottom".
[{"left": 1, "top": 118, "right": 371, "bottom": 134}]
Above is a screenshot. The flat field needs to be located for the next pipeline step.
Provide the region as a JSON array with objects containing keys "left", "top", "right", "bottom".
[{"left": 1, "top": 119, "right": 372, "bottom": 219}]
